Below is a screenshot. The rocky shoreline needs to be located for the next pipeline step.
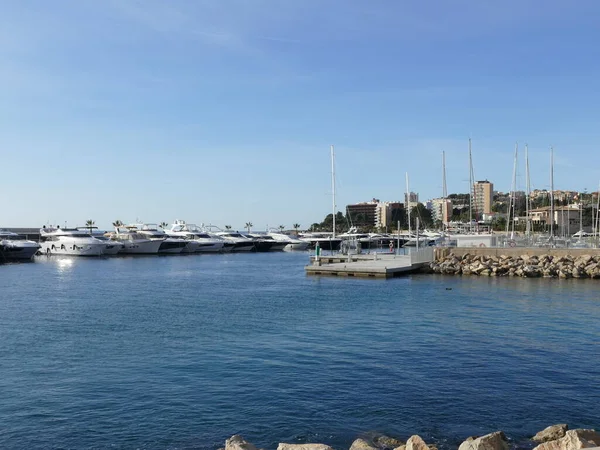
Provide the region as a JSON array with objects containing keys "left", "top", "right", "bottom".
[
  {"left": 219, "top": 424, "right": 600, "bottom": 450},
  {"left": 428, "top": 253, "right": 600, "bottom": 278},
  {"left": 221, "top": 425, "right": 599, "bottom": 450}
]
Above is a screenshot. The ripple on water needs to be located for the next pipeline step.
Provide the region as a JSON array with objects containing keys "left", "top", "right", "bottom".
[{"left": 0, "top": 253, "right": 599, "bottom": 449}]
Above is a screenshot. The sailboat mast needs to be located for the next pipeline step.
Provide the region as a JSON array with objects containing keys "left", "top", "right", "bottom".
[
  {"left": 550, "top": 146, "right": 555, "bottom": 242},
  {"left": 507, "top": 143, "right": 518, "bottom": 238},
  {"left": 525, "top": 144, "right": 531, "bottom": 237},
  {"left": 406, "top": 172, "right": 411, "bottom": 235},
  {"left": 469, "top": 138, "right": 473, "bottom": 232},
  {"left": 331, "top": 145, "right": 336, "bottom": 239},
  {"left": 442, "top": 151, "right": 447, "bottom": 231}
]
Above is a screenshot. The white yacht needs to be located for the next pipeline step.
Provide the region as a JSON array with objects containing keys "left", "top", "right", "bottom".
[
  {"left": 39, "top": 227, "right": 105, "bottom": 256},
  {"left": 267, "top": 231, "right": 309, "bottom": 251},
  {"left": 129, "top": 224, "right": 187, "bottom": 254},
  {"left": 107, "top": 227, "right": 163, "bottom": 254},
  {"left": 299, "top": 232, "right": 342, "bottom": 251},
  {"left": 167, "top": 221, "right": 225, "bottom": 253},
  {"left": 0, "top": 230, "right": 41, "bottom": 261},
  {"left": 76, "top": 228, "right": 124, "bottom": 255},
  {"left": 214, "top": 231, "right": 256, "bottom": 252}
]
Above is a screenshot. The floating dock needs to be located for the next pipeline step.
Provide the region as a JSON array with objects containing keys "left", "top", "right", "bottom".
[{"left": 305, "top": 248, "right": 434, "bottom": 279}]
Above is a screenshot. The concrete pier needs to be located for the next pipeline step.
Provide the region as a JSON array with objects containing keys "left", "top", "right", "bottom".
[{"left": 305, "top": 248, "right": 434, "bottom": 279}]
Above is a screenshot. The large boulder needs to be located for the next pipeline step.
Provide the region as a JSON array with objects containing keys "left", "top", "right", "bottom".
[
  {"left": 458, "top": 431, "right": 509, "bottom": 450},
  {"left": 226, "top": 435, "right": 259, "bottom": 450},
  {"left": 405, "top": 435, "right": 429, "bottom": 450},
  {"left": 351, "top": 439, "right": 380, "bottom": 450},
  {"left": 277, "top": 444, "right": 334, "bottom": 450},
  {"left": 533, "top": 429, "right": 600, "bottom": 450},
  {"left": 533, "top": 424, "right": 569, "bottom": 443}
]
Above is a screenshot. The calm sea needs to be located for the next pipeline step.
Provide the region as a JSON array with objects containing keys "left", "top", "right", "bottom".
[{"left": 1, "top": 252, "right": 599, "bottom": 449}]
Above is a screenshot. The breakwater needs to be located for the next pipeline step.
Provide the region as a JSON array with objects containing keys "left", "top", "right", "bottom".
[
  {"left": 223, "top": 425, "right": 600, "bottom": 450},
  {"left": 430, "top": 248, "right": 600, "bottom": 278}
]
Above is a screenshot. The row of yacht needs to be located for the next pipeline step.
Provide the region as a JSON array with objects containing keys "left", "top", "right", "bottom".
[{"left": 1, "top": 221, "right": 308, "bottom": 259}]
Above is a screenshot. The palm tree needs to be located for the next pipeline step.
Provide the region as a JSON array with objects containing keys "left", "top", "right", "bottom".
[
  {"left": 85, "top": 219, "right": 95, "bottom": 234},
  {"left": 160, "top": 222, "right": 169, "bottom": 229},
  {"left": 225, "top": 225, "right": 232, "bottom": 230},
  {"left": 112, "top": 220, "right": 124, "bottom": 228},
  {"left": 293, "top": 223, "right": 300, "bottom": 235},
  {"left": 278, "top": 225, "right": 285, "bottom": 232},
  {"left": 245, "top": 222, "right": 253, "bottom": 233}
]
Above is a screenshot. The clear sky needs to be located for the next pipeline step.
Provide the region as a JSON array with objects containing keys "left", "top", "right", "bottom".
[{"left": 2, "top": 1, "right": 600, "bottom": 230}]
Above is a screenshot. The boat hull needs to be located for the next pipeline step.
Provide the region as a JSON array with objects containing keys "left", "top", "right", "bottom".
[
  {"left": 119, "top": 240, "right": 163, "bottom": 255},
  {"left": 40, "top": 243, "right": 105, "bottom": 256},
  {"left": 1, "top": 244, "right": 40, "bottom": 261}
]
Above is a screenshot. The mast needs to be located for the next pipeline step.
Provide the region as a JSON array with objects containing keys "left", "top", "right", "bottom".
[
  {"left": 442, "top": 151, "right": 447, "bottom": 230},
  {"left": 468, "top": 138, "right": 473, "bottom": 232},
  {"left": 550, "top": 146, "right": 555, "bottom": 243},
  {"left": 525, "top": 144, "right": 531, "bottom": 238},
  {"left": 331, "top": 144, "right": 336, "bottom": 238},
  {"left": 406, "top": 172, "right": 411, "bottom": 235},
  {"left": 507, "top": 143, "right": 518, "bottom": 238}
]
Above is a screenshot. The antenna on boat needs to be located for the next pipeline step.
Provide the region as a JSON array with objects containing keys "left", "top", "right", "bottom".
[
  {"left": 442, "top": 151, "right": 447, "bottom": 231},
  {"left": 331, "top": 144, "right": 336, "bottom": 239}
]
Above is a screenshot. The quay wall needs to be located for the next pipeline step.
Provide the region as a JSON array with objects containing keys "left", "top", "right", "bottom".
[{"left": 434, "top": 247, "right": 600, "bottom": 261}]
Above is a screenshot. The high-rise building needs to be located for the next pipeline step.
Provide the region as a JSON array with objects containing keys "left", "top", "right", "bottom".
[
  {"left": 347, "top": 199, "right": 405, "bottom": 229},
  {"left": 376, "top": 201, "right": 404, "bottom": 229},
  {"left": 473, "top": 180, "right": 493, "bottom": 217},
  {"left": 430, "top": 198, "right": 453, "bottom": 224}
]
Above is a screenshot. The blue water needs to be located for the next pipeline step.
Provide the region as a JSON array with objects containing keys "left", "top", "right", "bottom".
[{"left": 1, "top": 253, "right": 599, "bottom": 449}]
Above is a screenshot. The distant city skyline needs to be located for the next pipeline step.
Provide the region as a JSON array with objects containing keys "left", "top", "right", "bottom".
[{"left": 2, "top": 1, "right": 600, "bottom": 230}]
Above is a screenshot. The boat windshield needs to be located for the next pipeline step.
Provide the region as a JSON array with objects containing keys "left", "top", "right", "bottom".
[{"left": 193, "top": 233, "right": 212, "bottom": 239}]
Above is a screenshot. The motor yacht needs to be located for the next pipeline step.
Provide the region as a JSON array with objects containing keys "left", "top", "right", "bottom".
[
  {"left": 267, "top": 231, "right": 309, "bottom": 251},
  {"left": 39, "top": 226, "right": 105, "bottom": 256},
  {"left": 298, "top": 232, "right": 342, "bottom": 251},
  {"left": 167, "top": 221, "right": 225, "bottom": 253},
  {"left": 129, "top": 224, "right": 187, "bottom": 254},
  {"left": 107, "top": 227, "right": 163, "bottom": 254},
  {"left": 0, "top": 230, "right": 41, "bottom": 261},
  {"left": 214, "top": 231, "right": 256, "bottom": 252},
  {"left": 76, "top": 228, "right": 124, "bottom": 255},
  {"left": 248, "top": 233, "right": 287, "bottom": 251}
]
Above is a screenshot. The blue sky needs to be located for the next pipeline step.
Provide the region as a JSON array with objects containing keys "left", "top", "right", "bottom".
[{"left": 2, "top": 1, "right": 600, "bottom": 230}]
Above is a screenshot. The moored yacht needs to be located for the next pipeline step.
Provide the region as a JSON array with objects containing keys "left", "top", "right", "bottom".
[
  {"left": 107, "top": 227, "right": 163, "bottom": 254},
  {"left": 130, "top": 224, "right": 187, "bottom": 254},
  {"left": 167, "top": 221, "right": 225, "bottom": 253},
  {"left": 77, "top": 228, "right": 124, "bottom": 255},
  {"left": 248, "top": 233, "right": 287, "bottom": 251},
  {"left": 267, "top": 231, "right": 309, "bottom": 251},
  {"left": 299, "top": 232, "right": 342, "bottom": 251},
  {"left": 39, "top": 227, "right": 105, "bottom": 256},
  {"left": 0, "top": 230, "right": 41, "bottom": 261},
  {"left": 214, "top": 231, "right": 256, "bottom": 252}
]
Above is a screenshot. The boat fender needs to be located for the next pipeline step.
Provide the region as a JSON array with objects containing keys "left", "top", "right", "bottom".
[
  {"left": 389, "top": 242, "right": 394, "bottom": 252},
  {"left": 479, "top": 243, "right": 486, "bottom": 247},
  {"left": 509, "top": 240, "right": 516, "bottom": 247}
]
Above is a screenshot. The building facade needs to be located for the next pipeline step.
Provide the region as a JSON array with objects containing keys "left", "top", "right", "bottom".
[
  {"left": 473, "top": 180, "right": 494, "bottom": 217},
  {"left": 430, "top": 198, "right": 453, "bottom": 225}
]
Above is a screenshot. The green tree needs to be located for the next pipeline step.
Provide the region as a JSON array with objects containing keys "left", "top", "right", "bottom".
[
  {"left": 293, "top": 223, "right": 301, "bottom": 235},
  {"left": 160, "top": 222, "right": 169, "bottom": 229},
  {"left": 245, "top": 222, "right": 253, "bottom": 233},
  {"left": 278, "top": 225, "right": 285, "bottom": 232},
  {"left": 85, "top": 219, "right": 95, "bottom": 234},
  {"left": 225, "top": 225, "right": 232, "bottom": 230},
  {"left": 112, "top": 220, "right": 124, "bottom": 228}
]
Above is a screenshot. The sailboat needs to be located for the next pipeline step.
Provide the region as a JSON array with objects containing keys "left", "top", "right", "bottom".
[{"left": 299, "top": 145, "right": 342, "bottom": 251}]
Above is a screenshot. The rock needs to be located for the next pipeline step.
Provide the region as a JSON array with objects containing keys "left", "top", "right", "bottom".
[
  {"left": 277, "top": 444, "right": 334, "bottom": 450},
  {"left": 532, "top": 424, "right": 569, "bottom": 443},
  {"left": 373, "top": 435, "right": 404, "bottom": 450},
  {"left": 394, "top": 446, "right": 406, "bottom": 450},
  {"left": 533, "top": 429, "right": 600, "bottom": 450},
  {"left": 458, "top": 431, "right": 509, "bottom": 450},
  {"left": 351, "top": 439, "right": 380, "bottom": 450},
  {"left": 405, "top": 435, "right": 429, "bottom": 450},
  {"left": 226, "top": 435, "right": 259, "bottom": 450}
]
